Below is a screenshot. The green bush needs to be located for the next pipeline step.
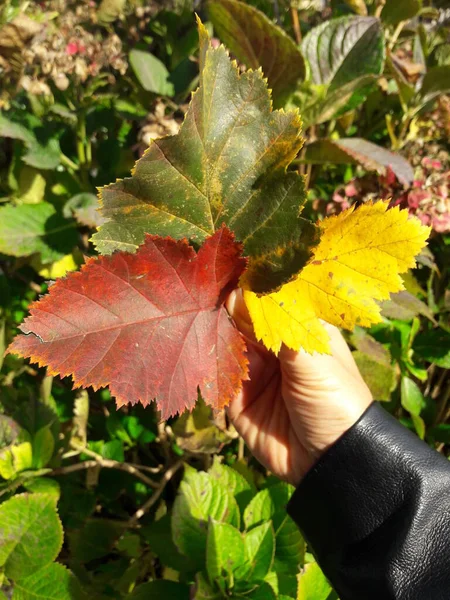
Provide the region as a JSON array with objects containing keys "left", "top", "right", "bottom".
[{"left": 0, "top": 0, "right": 448, "bottom": 598}]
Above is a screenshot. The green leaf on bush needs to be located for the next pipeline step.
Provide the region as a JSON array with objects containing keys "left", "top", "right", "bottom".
[
  {"left": 22, "top": 477, "right": 60, "bottom": 499},
  {"left": 129, "top": 50, "right": 175, "bottom": 96},
  {"left": 0, "top": 114, "right": 61, "bottom": 171},
  {"left": 413, "top": 329, "right": 450, "bottom": 368},
  {"left": 69, "top": 519, "right": 125, "bottom": 563},
  {"left": 296, "top": 74, "right": 377, "bottom": 128},
  {"left": 210, "top": 457, "right": 255, "bottom": 513},
  {"left": 401, "top": 375, "right": 425, "bottom": 417},
  {"left": 381, "top": 291, "right": 436, "bottom": 322},
  {"left": 297, "top": 562, "right": 332, "bottom": 600},
  {"left": 12, "top": 563, "right": 85, "bottom": 600},
  {"left": 63, "top": 193, "right": 106, "bottom": 229},
  {"left": 207, "top": 520, "right": 246, "bottom": 591},
  {"left": 0, "top": 441, "right": 33, "bottom": 480},
  {"left": 0, "top": 202, "right": 78, "bottom": 264},
  {"left": 208, "top": 0, "right": 306, "bottom": 105},
  {"left": 0, "top": 493, "right": 63, "bottom": 580},
  {"left": 419, "top": 65, "right": 450, "bottom": 105},
  {"left": 381, "top": 0, "right": 422, "bottom": 26},
  {"left": 127, "top": 580, "right": 190, "bottom": 600},
  {"left": 353, "top": 350, "right": 396, "bottom": 401},
  {"left": 304, "top": 138, "right": 414, "bottom": 186},
  {"left": 173, "top": 397, "right": 231, "bottom": 455},
  {"left": 195, "top": 572, "right": 223, "bottom": 599},
  {"left": 32, "top": 426, "right": 55, "bottom": 469},
  {"left": 239, "top": 522, "right": 275, "bottom": 582},
  {"left": 93, "top": 20, "right": 316, "bottom": 294},
  {"left": 172, "top": 469, "right": 240, "bottom": 571},
  {"left": 302, "top": 16, "right": 384, "bottom": 90},
  {"left": 142, "top": 514, "right": 196, "bottom": 574},
  {"left": 246, "top": 581, "right": 277, "bottom": 599},
  {"left": 244, "top": 483, "right": 304, "bottom": 573}
]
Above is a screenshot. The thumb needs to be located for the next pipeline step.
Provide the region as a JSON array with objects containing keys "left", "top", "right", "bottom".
[{"left": 225, "top": 288, "right": 258, "bottom": 343}]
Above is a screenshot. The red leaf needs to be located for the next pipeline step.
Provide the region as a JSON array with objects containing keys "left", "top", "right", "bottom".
[{"left": 8, "top": 228, "right": 249, "bottom": 418}]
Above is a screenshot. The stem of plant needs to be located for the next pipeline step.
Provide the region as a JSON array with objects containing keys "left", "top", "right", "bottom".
[{"left": 127, "top": 460, "right": 184, "bottom": 526}]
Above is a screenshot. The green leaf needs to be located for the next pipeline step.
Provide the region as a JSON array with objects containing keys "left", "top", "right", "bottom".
[
  {"left": 273, "top": 511, "right": 305, "bottom": 573},
  {"left": 69, "top": 519, "right": 125, "bottom": 563},
  {"left": 296, "top": 75, "right": 377, "bottom": 128},
  {"left": 22, "top": 477, "right": 60, "bottom": 499},
  {"left": 238, "top": 522, "right": 275, "bottom": 582},
  {"left": 63, "top": 193, "right": 106, "bottom": 229},
  {"left": 209, "top": 457, "right": 256, "bottom": 513},
  {"left": 32, "top": 426, "right": 54, "bottom": 469},
  {"left": 246, "top": 582, "right": 277, "bottom": 599},
  {"left": 194, "top": 572, "right": 223, "bottom": 600},
  {"left": 244, "top": 484, "right": 304, "bottom": 573},
  {"left": 297, "top": 562, "right": 332, "bottom": 600},
  {"left": 0, "top": 416, "right": 20, "bottom": 449},
  {"left": 206, "top": 520, "right": 246, "bottom": 591},
  {"left": 172, "top": 469, "right": 240, "bottom": 571},
  {"left": 129, "top": 50, "right": 175, "bottom": 96},
  {"left": 0, "top": 114, "right": 61, "bottom": 171},
  {"left": 0, "top": 202, "right": 78, "bottom": 264},
  {"left": 141, "top": 514, "right": 196, "bottom": 574},
  {"left": 0, "top": 441, "right": 33, "bottom": 480},
  {"left": 23, "top": 138, "right": 61, "bottom": 171},
  {"left": 428, "top": 424, "right": 450, "bottom": 444},
  {"left": 0, "top": 493, "right": 63, "bottom": 580},
  {"left": 92, "top": 21, "right": 316, "bottom": 294},
  {"left": 401, "top": 376, "right": 425, "bottom": 417},
  {"left": 97, "top": 0, "right": 126, "bottom": 24},
  {"left": 381, "top": 0, "right": 422, "bottom": 26},
  {"left": 244, "top": 488, "right": 274, "bottom": 530},
  {"left": 304, "top": 138, "right": 414, "bottom": 185},
  {"left": 127, "top": 580, "right": 190, "bottom": 600},
  {"left": 12, "top": 563, "right": 85, "bottom": 600},
  {"left": 301, "top": 16, "right": 384, "bottom": 90},
  {"left": 207, "top": 0, "right": 306, "bottom": 106},
  {"left": 173, "top": 397, "right": 231, "bottom": 455},
  {"left": 381, "top": 291, "right": 436, "bottom": 322},
  {"left": 413, "top": 329, "right": 450, "bottom": 368},
  {"left": 353, "top": 350, "right": 397, "bottom": 401},
  {"left": 419, "top": 65, "right": 450, "bottom": 105}
]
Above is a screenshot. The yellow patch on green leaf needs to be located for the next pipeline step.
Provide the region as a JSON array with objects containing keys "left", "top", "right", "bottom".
[{"left": 244, "top": 201, "right": 430, "bottom": 354}]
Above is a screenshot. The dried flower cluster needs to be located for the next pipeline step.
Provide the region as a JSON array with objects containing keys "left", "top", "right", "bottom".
[
  {"left": 313, "top": 96, "right": 450, "bottom": 234},
  {"left": 0, "top": 0, "right": 128, "bottom": 106}
]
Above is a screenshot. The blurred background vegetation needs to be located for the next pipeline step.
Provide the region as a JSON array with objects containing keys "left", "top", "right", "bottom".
[{"left": 0, "top": 0, "right": 449, "bottom": 598}]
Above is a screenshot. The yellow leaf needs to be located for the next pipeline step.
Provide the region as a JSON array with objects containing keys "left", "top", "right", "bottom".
[
  {"left": 31, "top": 251, "right": 82, "bottom": 279},
  {"left": 244, "top": 202, "right": 430, "bottom": 354}
]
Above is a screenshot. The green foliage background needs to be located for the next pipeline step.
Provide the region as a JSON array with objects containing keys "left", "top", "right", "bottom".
[{"left": 0, "top": 0, "right": 449, "bottom": 598}]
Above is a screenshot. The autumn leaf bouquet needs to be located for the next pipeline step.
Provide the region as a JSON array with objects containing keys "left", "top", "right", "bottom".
[{"left": 8, "top": 21, "right": 430, "bottom": 418}]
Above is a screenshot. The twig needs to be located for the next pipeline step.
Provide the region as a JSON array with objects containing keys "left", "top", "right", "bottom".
[
  {"left": 52, "top": 446, "right": 160, "bottom": 488},
  {"left": 128, "top": 460, "right": 184, "bottom": 526},
  {"left": 238, "top": 436, "right": 245, "bottom": 461},
  {"left": 290, "top": 7, "right": 301, "bottom": 45},
  {"left": 389, "top": 21, "right": 406, "bottom": 50}
]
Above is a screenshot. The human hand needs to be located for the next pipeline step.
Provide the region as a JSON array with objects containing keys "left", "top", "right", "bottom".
[{"left": 226, "top": 289, "right": 373, "bottom": 487}]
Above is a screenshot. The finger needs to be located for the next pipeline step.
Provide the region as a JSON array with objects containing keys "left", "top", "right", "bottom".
[
  {"left": 279, "top": 324, "right": 360, "bottom": 382},
  {"left": 226, "top": 288, "right": 258, "bottom": 343}
]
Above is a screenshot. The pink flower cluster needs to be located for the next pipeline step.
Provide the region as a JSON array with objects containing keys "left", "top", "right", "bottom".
[{"left": 315, "top": 157, "right": 450, "bottom": 234}]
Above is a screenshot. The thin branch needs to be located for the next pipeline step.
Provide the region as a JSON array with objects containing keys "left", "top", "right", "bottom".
[
  {"left": 290, "top": 7, "right": 302, "bottom": 45},
  {"left": 52, "top": 445, "right": 160, "bottom": 488},
  {"left": 128, "top": 461, "right": 184, "bottom": 527}
]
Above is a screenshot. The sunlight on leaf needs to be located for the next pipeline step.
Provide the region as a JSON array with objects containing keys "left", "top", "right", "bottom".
[{"left": 245, "top": 202, "right": 430, "bottom": 354}]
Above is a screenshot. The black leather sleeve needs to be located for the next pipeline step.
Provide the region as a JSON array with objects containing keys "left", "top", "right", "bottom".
[{"left": 287, "top": 402, "right": 450, "bottom": 600}]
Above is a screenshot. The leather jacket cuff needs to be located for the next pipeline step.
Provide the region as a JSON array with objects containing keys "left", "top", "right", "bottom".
[{"left": 286, "top": 401, "right": 445, "bottom": 556}]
